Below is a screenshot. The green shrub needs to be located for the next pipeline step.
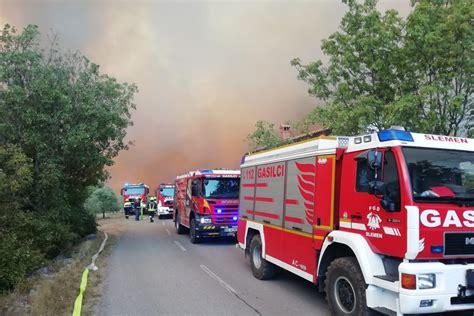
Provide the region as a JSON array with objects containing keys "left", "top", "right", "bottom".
[{"left": 0, "top": 220, "right": 44, "bottom": 291}]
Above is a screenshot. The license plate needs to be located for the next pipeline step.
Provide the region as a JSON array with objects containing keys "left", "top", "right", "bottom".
[
  {"left": 467, "top": 270, "right": 474, "bottom": 289},
  {"left": 225, "top": 227, "right": 237, "bottom": 233}
]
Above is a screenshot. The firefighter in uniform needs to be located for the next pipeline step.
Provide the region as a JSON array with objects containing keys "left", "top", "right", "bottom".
[
  {"left": 148, "top": 197, "right": 157, "bottom": 222},
  {"left": 133, "top": 197, "right": 140, "bottom": 221},
  {"left": 139, "top": 198, "right": 144, "bottom": 220}
]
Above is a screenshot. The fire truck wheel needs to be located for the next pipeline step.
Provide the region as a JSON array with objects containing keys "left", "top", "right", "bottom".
[
  {"left": 175, "top": 212, "right": 185, "bottom": 235},
  {"left": 189, "top": 217, "right": 200, "bottom": 244},
  {"left": 325, "top": 257, "right": 371, "bottom": 316},
  {"left": 249, "top": 234, "right": 275, "bottom": 280}
]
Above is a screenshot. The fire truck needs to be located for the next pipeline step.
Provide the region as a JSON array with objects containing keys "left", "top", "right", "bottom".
[
  {"left": 156, "top": 183, "right": 175, "bottom": 219},
  {"left": 237, "top": 129, "right": 474, "bottom": 315},
  {"left": 174, "top": 169, "right": 241, "bottom": 243},
  {"left": 121, "top": 183, "right": 150, "bottom": 218}
]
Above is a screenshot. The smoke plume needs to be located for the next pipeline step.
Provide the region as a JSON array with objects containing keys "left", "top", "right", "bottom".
[{"left": 1, "top": 0, "right": 410, "bottom": 193}]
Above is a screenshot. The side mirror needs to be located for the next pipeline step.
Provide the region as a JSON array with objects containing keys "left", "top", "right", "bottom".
[
  {"left": 368, "top": 180, "right": 385, "bottom": 195},
  {"left": 367, "top": 151, "right": 382, "bottom": 170},
  {"left": 120, "top": 189, "right": 124, "bottom": 195},
  {"left": 191, "top": 185, "right": 198, "bottom": 197},
  {"left": 146, "top": 188, "right": 150, "bottom": 194}
]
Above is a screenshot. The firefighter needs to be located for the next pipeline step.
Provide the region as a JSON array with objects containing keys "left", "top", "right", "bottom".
[
  {"left": 148, "top": 197, "right": 157, "bottom": 223},
  {"left": 133, "top": 197, "right": 140, "bottom": 221},
  {"left": 139, "top": 198, "right": 144, "bottom": 220}
]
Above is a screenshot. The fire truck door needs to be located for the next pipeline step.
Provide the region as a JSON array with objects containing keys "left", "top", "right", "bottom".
[
  {"left": 253, "top": 162, "right": 285, "bottom": 258},
  {"left": 281, "top": 157, "right": 318, "bottom": 277},
  {"left": 341, "top": 149, "right": 405, "bottom": 257},
  {"left": 313, "top": 155, "right": 336, "bottom": 244},
  {"left": 185, "top": 179, "right": 199, "bottom": 226},
  {"left": 239, "top": 166, "right": 256, "bottom": 221}
]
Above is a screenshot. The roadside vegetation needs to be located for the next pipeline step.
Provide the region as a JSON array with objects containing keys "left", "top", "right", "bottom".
[
  {"left": 0, "top": 24, "right": 136, "bottom": 293},
  {"left": 84, "top": 186, "right": 121, "bottom": 219},
  {"left": 248, "top": 0, "right": 473, "bottom": 150}
]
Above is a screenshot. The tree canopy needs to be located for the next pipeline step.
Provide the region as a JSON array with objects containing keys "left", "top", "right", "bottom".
[
  {"left": 84, "top": 186, "right": 120, "bottom": 219},
  {"left": 291, "top": 0, "right": 473, "bottom": 136},
  {"left": 0, "top": 24, "right": 137, "bottom": 290},
  {"left": 246, "top": 120, "right": 285, "bottom": 151}
]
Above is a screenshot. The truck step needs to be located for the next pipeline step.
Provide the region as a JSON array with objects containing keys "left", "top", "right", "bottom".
[
  {"left": 371, "top": 306, "right": 396, "bottom": 315},
  {"left": 374, "top": 274, "right": 398, "bottom": 282}
]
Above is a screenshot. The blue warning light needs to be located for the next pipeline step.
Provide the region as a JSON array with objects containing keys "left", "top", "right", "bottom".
[{"left": 378, "top": 129, "right": 414, "bottom": 142}]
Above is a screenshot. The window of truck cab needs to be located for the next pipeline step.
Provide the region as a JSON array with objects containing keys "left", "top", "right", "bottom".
[
  {"left": 124, "top": 187, "right": 145, "bottom": 195},
  {"left": 355, "top": 149, "right": 401, "bottom": 211},
  {"left": 202, "top": 177, "right": 240, "bottom": 199},
  {"left": 160, "top": 186, "right": 174, "bottom": 197},
  {"left": 402, "top": 147, "right": 474, "bottom": 204}
]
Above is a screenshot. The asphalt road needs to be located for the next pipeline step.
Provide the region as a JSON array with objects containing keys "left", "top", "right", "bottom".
[{"left": 97, "top": 218, "right": 330, "bottom": 316}]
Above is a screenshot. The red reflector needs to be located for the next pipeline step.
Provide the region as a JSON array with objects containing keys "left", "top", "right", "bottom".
[{"left": 401, "top": 273, "right": 416, "bottom": 289}]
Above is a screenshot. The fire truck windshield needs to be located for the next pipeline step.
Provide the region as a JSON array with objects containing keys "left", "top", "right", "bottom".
[
  {"left": 403, "top": 148, "right": 474, "bottom": 204},
  {"left": 160, "top": 187, "right": 174, "bottom": 197},
  {"left": 202, "top": 178, "right": 240, "bottom": 199},
  {"left": 123, "top": 187, "right": 145, "bottom": 195}
]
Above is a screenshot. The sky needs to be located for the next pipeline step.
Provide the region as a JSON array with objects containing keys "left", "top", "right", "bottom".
[{"left": 1, "top": 0, "right": 411, "bottom": 193}]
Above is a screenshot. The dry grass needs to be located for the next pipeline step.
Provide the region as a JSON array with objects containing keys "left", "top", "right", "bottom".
[
  {"left": 0, "top": 213, "right": 124, "bottom": 316},
  {"left": 29, "top": 233, "right": 104, "bottom": 316}
]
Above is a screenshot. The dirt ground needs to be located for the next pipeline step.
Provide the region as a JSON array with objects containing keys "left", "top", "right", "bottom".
[{"left": 81, "top": 213, "right": 125, "bottom": 316}]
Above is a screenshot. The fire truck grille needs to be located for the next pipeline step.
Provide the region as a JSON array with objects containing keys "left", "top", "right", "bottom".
[
  {"left": 444, "top": 232, "right": 474, "bottom": 256},
  {"left": 213, "top": 205, "right": 238, "bottom": 224}
]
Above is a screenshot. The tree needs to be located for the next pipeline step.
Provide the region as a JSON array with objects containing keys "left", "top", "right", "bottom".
[
  {"left": 84, "top": 186, "right": 120, "bottom": 219},
  {"left": 0, "top": 24, "right": 137, "bottom": 290},
  {"left": 291, "top": 0, "right": 473, "bottom": 136},
  {"left": 0, "top": 24, "right": 136, "bottom": 219},
  {"left": 246, "top": 120, "right": 285, "bottom": 151}
]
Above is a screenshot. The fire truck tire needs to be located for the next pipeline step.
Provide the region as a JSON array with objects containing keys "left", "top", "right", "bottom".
[
  {"left": 175, "top": 212, "right": 185, "bottom": 235},
  {"left": 325, "top": 257, "right": 373, "bottom": 316},
  {"left": 189, "top": 217, "right": 200, "bottom": 244},
  {"left": 249, "top": 234, "right": 275, "bottom": 280}
]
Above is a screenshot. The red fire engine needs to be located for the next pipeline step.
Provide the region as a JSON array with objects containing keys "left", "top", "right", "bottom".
[
  {"left": 156, "top": 183, "right": 175, "bottom": 218},
  {"left": 174, "top": 169, "right": 240, "bottom": 243},
  {"left": 121, "top": 183, "right": 150, "bottom": 218},
  {"left": 237, "top": 129, "right": 474, "bottom": 315}
]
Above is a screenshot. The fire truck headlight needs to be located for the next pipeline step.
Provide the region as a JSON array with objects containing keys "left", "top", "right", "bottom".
[
  {"left": 200, "top": 217, "right": 212, "bottom": 224},
  {"left": 418, "top": 274, "right": 436, "bottom": 289}
]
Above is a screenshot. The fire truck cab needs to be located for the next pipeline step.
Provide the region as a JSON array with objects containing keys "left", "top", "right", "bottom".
[
  {"left": 156, "top": 183, "right": 175, "bottom": 218},
  {"left": 174, "top": 169, "right": 240, "bottom": 243},
  {"left": 121, "top": 183, "right": 150, "bottom": 218},
  {"left": 238, "top": 129, "right": 474, "bottom": 315}
]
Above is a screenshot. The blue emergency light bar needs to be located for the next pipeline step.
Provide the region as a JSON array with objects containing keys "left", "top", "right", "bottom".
[
  {"left": 378, "top": 129, "right": 414, "bottom": 142},
  {"left": 199, "top": 169, "right": 214, "bottom": 174}
]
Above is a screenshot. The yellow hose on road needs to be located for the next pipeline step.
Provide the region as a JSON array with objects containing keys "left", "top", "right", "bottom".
[
  {"left": 72, "top": 269, "right": 89, "bottom": 316},
  {"left": 72, "top": 231, "right": 108, "bottom": 316}
]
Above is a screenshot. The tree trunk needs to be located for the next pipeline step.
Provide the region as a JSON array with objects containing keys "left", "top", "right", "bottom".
[{"left": 102, "top": 211, "right": 105, "bottom": 219}]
